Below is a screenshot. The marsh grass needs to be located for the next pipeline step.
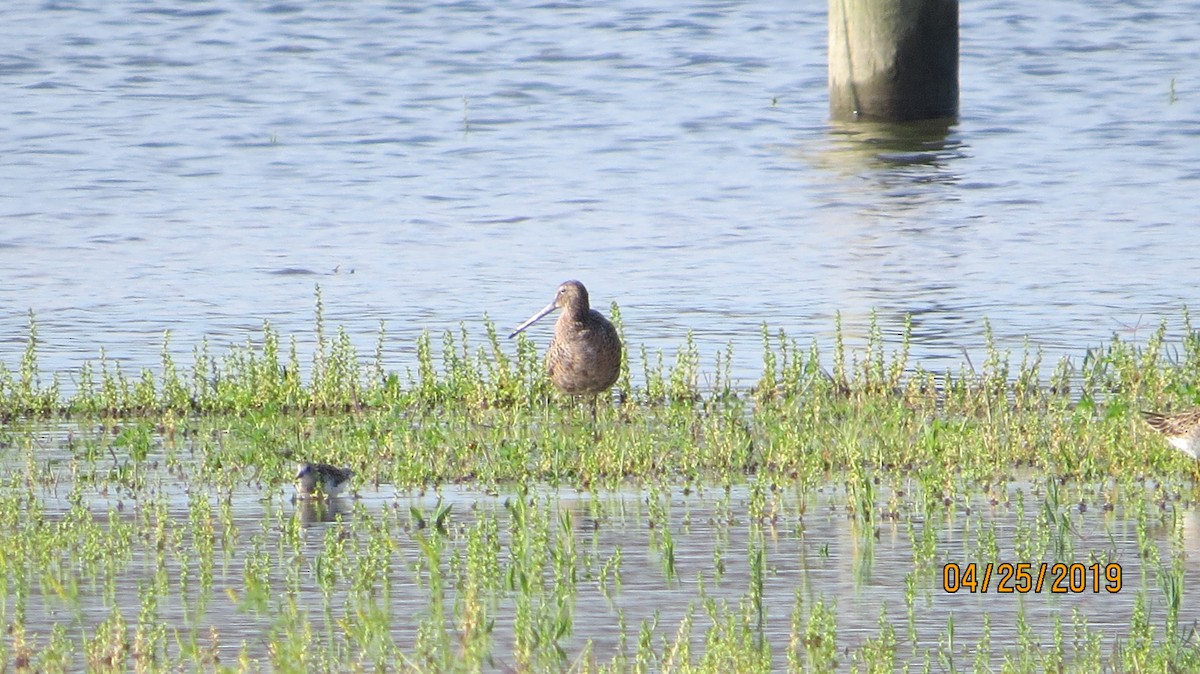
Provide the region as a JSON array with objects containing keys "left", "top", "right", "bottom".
[
  {"left": 3, "top": 304, "right": 1198, "bottom": 490},
  {"left": 2, "top": 301, "right": 1200, "bottom": 670},
  {"left": 3, "top": 477, "right": 1200, "bottom": 672}
]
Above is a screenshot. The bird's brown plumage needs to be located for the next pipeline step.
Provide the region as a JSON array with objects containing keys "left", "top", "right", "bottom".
[
  {"left": 1142, "top": 408, "right": 1200, "bottom": 459},
  {"left": 509, "top": 280, "right": 622, "bottom": 396}
]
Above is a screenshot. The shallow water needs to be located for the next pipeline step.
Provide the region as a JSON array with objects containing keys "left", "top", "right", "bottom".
[
  {"left": 3, "top": 0, "right": 1200, "bottom": 386},
  {"left": 15, "top": 477, "right": 1200, "bottom": 670}
]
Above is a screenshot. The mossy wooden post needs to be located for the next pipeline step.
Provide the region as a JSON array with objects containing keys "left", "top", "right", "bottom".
[{"left": 828, "top": 0, "right": 958, "bottom": 122}]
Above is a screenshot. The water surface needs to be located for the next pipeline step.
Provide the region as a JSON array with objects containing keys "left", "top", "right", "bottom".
[
  {"left": 2, "top": 0, "right": 1199, "bottom": 385},
  {"left": 17, "top": 476, "right": 1200, "bottom": 670}
]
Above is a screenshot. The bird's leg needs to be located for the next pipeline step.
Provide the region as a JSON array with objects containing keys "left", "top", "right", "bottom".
[{"left": 590, "top": 393, "right": 600, "bottom": 441}]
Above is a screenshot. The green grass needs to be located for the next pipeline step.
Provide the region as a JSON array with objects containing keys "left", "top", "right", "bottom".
[
  {"left": 3, "top": 306, "right": 1200, "bottom": 490},
  {"left": 1, "top": 298, "right": 1200, "bottom": 671}
]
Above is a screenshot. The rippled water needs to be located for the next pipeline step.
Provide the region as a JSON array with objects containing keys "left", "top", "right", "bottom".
[
  {"left": 2, "top": 0, "right": 1199, "bottom": 385},
  {"left": 4, "top": 1, "right": 1200, "bottom": 665}
]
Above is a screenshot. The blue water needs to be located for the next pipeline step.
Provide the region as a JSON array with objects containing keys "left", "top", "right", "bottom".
[
  {"left": 2, "top": 0, "right": 1199, "bottom": 385},
  {"left": 5, "top": 1, "right": 1200, "bottom": 665}
]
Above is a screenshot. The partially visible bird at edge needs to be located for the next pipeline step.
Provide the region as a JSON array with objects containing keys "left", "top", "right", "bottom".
[
  {"left": 508, "top": 280, "right": 622, "bottom": 412},
  {"left": 1141, "top": 408, "right": 1200, "bottom": 460},
  {"left": 295, "top": 461, "right": 354, "bottom": 499}
]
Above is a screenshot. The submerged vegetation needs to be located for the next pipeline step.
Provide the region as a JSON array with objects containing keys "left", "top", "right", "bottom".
[{"left": 2, "top": 295, "right": 1200, "bottom": 672}]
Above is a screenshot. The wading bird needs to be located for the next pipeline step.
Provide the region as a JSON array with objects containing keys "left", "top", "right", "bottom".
[
  {"left": 295, "top": 462, "right": 354, "bottom": 499},
  {"left": 509, "top": 280, "right": 622, "bottom": 413},
  {"left": 1142, "top": 408, "right": 1200, "bottom": 459}
]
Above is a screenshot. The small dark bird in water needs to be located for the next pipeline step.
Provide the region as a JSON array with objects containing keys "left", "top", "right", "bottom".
[
  {"left": 295, "top": 462, "right": 354, "bottom": 499},
  {"left": 1142, "top": 408, "right": 1200, "bottom": 460},
  {"left": 509, "top": 280, "right": 622, "bottom": 398}
]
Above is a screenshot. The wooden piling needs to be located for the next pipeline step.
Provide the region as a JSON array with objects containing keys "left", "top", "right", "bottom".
[{"left": 828, "top": 0, "right": 958, "bottom": 122}]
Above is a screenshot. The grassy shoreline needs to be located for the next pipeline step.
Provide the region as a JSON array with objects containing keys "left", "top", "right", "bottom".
[
  {"left": 1, "top": 302, "right": 1198, "bottom": 486},
  {"left": 2, "top": 303, "right": 1200, "bottom": 672}
]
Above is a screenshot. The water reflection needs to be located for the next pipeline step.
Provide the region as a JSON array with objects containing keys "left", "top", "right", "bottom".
[
  {"left": 295, "top": 495, "right": 350, "bottom": 525},
  {"left": 3, "top": 0, "right": 1200, "bottom": 393},
  {"left": 821, "top": 119, "right": 964, "bottom": 176},
  {"left": 795, "top": 120, "right": 981, "bottom": 371}
]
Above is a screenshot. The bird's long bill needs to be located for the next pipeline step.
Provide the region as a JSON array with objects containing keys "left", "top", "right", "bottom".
[{"left": 508, "top": 301, "right": 557, "bottom": 338}]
